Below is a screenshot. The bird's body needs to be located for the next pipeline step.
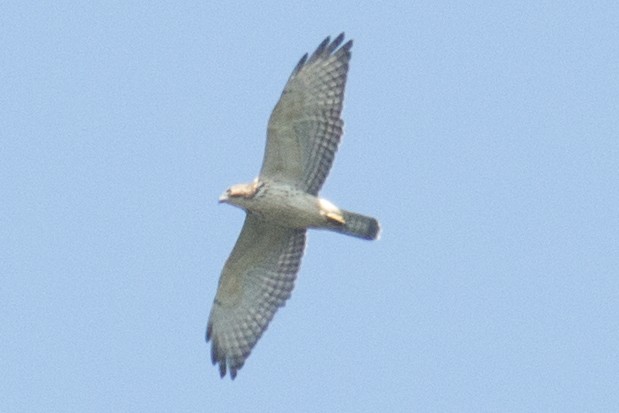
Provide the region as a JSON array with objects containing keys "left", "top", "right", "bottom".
[
  {"left": 221, "top": 180, "right": 327, "bottom": 229},
  {"left": 220, "top": 180, "right": 378, "bottom": 238},
  {"left": 207, "top": 33, "right": 379, "bottom": 379}
]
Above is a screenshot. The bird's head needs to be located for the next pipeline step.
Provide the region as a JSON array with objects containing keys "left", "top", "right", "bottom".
[{"left": 219, "top": 179, "right": 264, "bottom": 208}]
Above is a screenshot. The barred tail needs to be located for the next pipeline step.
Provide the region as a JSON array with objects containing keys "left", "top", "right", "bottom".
[{"left": 333, "top": 210, "right": 380, "bottom": 240}]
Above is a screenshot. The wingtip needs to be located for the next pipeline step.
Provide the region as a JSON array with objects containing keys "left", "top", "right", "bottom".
[
  {"left": 216, "top": 359, "right": 238, "bottom": 380},
  {"left": 208, "top": 332, "right": 240, "bottom": 380},
  {"left": 306, "top": 33, "right": 352, "bottom": 64},
  {"left": 291, "top": 52, "right": 308, "bottom": 76},
  {"left": 317, "top": 35, "right": 331, "bottom": 53},
  {"left": 328, "top": 32, "right": 345, "bottom": 53},
  {"left": 289, "top": 34, "right": 352, "bottom": 79},
  {"left": 343, "top": 38, "right": 353, "bottom": 52},
  {"left": 205, "top": 321, "right": 212, "bottom": 342}
]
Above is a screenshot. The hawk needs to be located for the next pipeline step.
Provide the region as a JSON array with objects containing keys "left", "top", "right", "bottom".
[{"left": 207, "top": 33, "right": 380, "bottom": 379}]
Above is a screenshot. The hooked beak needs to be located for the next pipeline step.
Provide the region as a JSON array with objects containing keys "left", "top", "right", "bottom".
[{"left": 218, "top": 192, "right": 228, "bottom": 203}]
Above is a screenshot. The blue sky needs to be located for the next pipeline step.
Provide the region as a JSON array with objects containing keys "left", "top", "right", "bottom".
[{"left": 1, "top": 1, "right": 618, "bottom": 412}]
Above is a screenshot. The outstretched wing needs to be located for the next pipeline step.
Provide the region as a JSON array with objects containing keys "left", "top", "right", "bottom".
[
  {"left": 260, "top": 33, "right": 352, "bottom": 195},
  {"left": 206, "top": 214, "right": 306, "bottom": 379}
]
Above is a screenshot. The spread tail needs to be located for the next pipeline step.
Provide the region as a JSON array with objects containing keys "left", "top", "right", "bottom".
[{"left": 332, "top": 210, "right": 380, "bottom": 240}]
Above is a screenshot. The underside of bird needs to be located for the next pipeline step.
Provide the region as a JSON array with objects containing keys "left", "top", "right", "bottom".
[{"left": 206, "top": 33, "right": 380, "bottom": 379}]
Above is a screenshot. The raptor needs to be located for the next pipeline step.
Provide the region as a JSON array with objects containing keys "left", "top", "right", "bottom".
[{"left": 207, "top": 33, "right": 380, "bottom": 379}]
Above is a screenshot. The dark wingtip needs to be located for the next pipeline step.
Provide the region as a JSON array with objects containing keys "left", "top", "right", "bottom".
[
  {"left": 315, "top": 35, "right": 331, "bottom": 55},
  {"left": 205, "top": 321, "right": 212, "bottom": 342},
  {"left": 291, "top": 53, "right": 308, "bottom": 76},
  {"left": 288, "top": 34, "right": 352, "bottom": 80},
  {"left": 343, "top": 38, "right": 353, "bottom": 53},
  {"left": 328, "top": 32, "right": 345, "bottom": 53},
  {"left": 307, "top": 33, "right": 352, "bottom": 64},
  {"left": 210, "top": 340, "right": 218, "bottom": 365},
  {"left": 208, "top": 331, "right": 227, "bottom": 378}
]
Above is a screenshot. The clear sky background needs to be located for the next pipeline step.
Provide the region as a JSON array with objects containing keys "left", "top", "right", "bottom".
[{"left": 1, "top": 1, "right": 617, "bottom": 412}]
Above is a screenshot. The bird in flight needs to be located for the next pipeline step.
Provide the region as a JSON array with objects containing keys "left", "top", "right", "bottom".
[{"left": 206, "top": 33, "right": 380, "bottom": 379}]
